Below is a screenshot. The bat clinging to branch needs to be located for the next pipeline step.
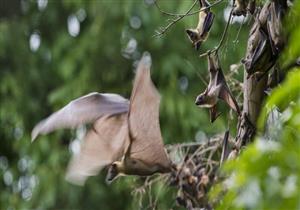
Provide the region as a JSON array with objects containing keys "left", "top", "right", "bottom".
[
  {"left": 242, "top": 2, "right": 278, "bottom": 77},
  {"left": 186, "top": 0, "right": 214, "bottom": 50},
  {"left": 195, "top": 52, "right": 240, "bottom": 122},
  {"left": 32, "top": 54, "right": 171, "bottom": 185},
  {"left": 267, "top": 0, "right": 287, "bottom": 55}
]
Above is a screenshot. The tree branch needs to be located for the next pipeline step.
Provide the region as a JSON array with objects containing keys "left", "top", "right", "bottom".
[{"left": 153, "top": 0, "right": 224, "bottom": 37}]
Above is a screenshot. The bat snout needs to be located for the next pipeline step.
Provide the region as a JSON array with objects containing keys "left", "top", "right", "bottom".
[
  {"left": 105, "top": 163, "right": 119, "bottom": 184},
  {"left": 195, "top": 95, "right": 205, "bottom": 106},
  {"left": 185, "top": 29, "right": 198, "bottom": 42}
]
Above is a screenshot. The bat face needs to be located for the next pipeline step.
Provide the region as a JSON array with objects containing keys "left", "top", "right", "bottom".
[
  {"left": 105, "top": 161, "right": 124, "bottom": 184},
  {"left": 105, "top": 162, "right": 121, "bottom": 183},
  {"left": 186, "top": 29, "right": 201, "bottom": 44},
  {"left": 195, "top": 91, "right": 217, "bottom": 108},
  {"left": 247, "top": 0, "right": 256, "bottom": 15},
  {"left": 232, "top": 0, "right": 247, "bottom": 16}
]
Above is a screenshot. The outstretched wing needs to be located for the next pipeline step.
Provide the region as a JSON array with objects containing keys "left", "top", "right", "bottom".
[
  {"left": 66, "top": 113, "right": 129, "bottom": 185},
  {"left": 32, "top": 92, "right": 129, "bottom": 141},
  {"left": 127, "top": 54, "right": 171, "bottom": 169}
]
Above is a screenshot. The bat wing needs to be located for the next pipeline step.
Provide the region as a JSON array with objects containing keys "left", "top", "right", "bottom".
[
  {"left": 220, "top": 130, "right": 230, "bottom": 164},
  {"left": 66, "top": 113, "right": 129, "bottom": 185},
  {"left": 250, "top": 29, "right": 268, "bottom": 69},
  {"left": 211, "top": 53, "right": 240, "bottom": 114},
  {"left": 207, "top": 53, "right": 219, "bottom": 93},
  {"left": 200, "top": 12, "right": 214, "bottom": 38},
  {"left": 32, "top": 92, "right": 129, "bottom": 141},
  {"left": 209, "top": 105, "right": 221, "bottom": 123},
  {"left": 217, "top": 72, "right": 241, "bottom": 114},
  {"left": 127, "top": 55, "right": 171, "bottom": 169}
]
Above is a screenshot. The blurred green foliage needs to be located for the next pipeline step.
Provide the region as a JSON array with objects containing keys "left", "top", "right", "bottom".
[
  {"left": 2, "top": 0, "right": 291, "bottom": 209},
  {"left": 211, "top": 69, "right": 300, "bottom": 210},
  {"left": 210, "top": 1, "right": 300, "bottom": 209}
]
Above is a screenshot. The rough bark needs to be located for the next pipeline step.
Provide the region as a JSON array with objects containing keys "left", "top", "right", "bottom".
[{"left": 235, "top": 72, "right": 267, "bottom": 149}]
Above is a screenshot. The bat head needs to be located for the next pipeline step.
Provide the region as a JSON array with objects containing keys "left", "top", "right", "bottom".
[
  {"left": 105, "top": 161, "right": 122, "bottom": 184},
  {"left": 232, "top": 0, "right": 247, "bottom": 16},
  {"left": 185, "top": 29, "right": 200, "bottom": 44},
  {"left": 195, "top": 92, "right": 211, "bottom": 107}
]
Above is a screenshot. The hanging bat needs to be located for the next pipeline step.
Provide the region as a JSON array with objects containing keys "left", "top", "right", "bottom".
[
  {"left": 186, "top": 0, "right": 214, "bottom": 50},
  {"left": 242, "top": 5, "right": 276, "bottom": 78},
  {"left": 232, "top": 0, "right": 248, "bottom": 16},
  {"left": 267, "top": 0, "right": 287, "bottom": 55},
  {"left": 106, "top": 54, "right": 172, "bottom": 182},
  {"left": 243, "top": 27, "right": 275, "bottom": 76},
  {"left": 195, "top": 52, "right": 240, "bottom": 122}
]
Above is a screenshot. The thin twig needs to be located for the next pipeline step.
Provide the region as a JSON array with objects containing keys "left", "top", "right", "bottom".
[
  {"left": 154, "top": 0, "right": 198, "bottom": 37},
  {"left": 154, "top": 0, "right": 224, "bottom": 17},
  {"left": 185, "top": 60, "right": 208, "bottom": 86},
  {"left": 199, "top": 7, "right": 234, "bottom": 58},
  {"left": 233, "top": 16, "right": 246, "bottom": 44}
]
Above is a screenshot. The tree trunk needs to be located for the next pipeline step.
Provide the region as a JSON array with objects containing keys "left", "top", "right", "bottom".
[{"left": 236, "top": 72, "right": 267, "bottom": 148}]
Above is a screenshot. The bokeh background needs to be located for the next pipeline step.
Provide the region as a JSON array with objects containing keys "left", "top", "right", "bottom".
[{"left": 0, "top": 0, "right": 280, "bottom": 209}]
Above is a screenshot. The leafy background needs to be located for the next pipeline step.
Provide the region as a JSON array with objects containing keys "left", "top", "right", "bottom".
[{"left": 0, "top": 0, "right": 299, "bottom": 210}]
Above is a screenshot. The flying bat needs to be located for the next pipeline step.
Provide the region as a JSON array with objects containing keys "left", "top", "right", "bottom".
[
  {"left": 106, "top": 55, "right": 172, "bottom": 182},
  {"left": 195, "top": 52, "right": 240, "bottom": 122},
  {"left": 186, "top": 0, "right": 214, "bottom": 50},
  {"left": 32, "top": 54, "right": 171, "bottom": 185}
]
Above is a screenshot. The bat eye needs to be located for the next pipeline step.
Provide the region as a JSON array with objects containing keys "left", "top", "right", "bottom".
[
  {"left": 131, "top": 160, "right": 137, "bottom": 165},
  {"left": 186, "top": 30, "right": 196, "bottom": 40},
  {"left": 195, "top": 95, "right": 204, "bottom": 105},
  {"left": 185, "top": 29, "right": 192, "bottom": 35}
]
